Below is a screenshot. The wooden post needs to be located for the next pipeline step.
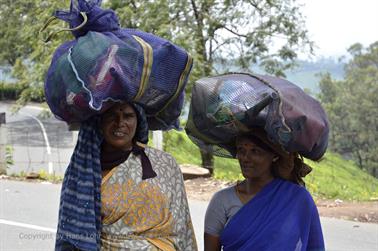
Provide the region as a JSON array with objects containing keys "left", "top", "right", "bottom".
[{"left": 0, "top": 112, "right": 7, "bottom": 175}]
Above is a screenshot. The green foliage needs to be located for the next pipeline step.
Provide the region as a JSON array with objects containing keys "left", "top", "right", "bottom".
[
  {"left": 163, "top": 130, "right": 242, "bottom": 179},
  {"left": 0, "top": 82, "right": 24, "bottom": 100},
  {"left": 10, "top": 171, "right": 26, "bottom": 178},
  {"left": 0, "top": 80, "right": 45, "bottom": 102},
  {"left": 318, "top": 41, "right": 378, "bottom": 177},
  {"left": 162, "top": 130, "right": 378, "bottom": 200},
  {"left": 38, "top": 169, "right": 64, "bottom": 183},
  {"left": 5, "top": 145, "right": 14, "bottom": 167},
  {"left": 106, "top": 0, "right": 312, "bottom": 89},
  {"left": 305, "top": 153, "right": 378, "bottom": 201},
  {"left": 0, "top": 0, "right": 70, "bottom": 104},
  {"left": 8, "top": 169, "right": 63, "bottom": 183},
  {"left": 163, "top": 130, "right": 202, "bottom": 166}
]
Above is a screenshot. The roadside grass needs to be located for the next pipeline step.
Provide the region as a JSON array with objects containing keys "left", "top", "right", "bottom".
[
  {"left": 304, "top": 154, "right": 378, "bottom": 201},
  {"left": 163, "top": 130, "right": 378, "bottom": 201},
  {"left": 7, "top": 169, "right": 63, "bottom": 183}
]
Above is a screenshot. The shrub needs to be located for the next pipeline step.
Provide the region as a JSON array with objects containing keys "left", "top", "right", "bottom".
[{"left": 0, "top": 82, "right": 24, "bottom": 100}]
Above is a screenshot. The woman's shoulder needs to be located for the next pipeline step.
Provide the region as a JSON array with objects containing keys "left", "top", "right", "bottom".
[
  {"left": 144, "top": 146, "right": 180, "bottom": 171},
  {"left": 279, "top": 179, "right": 315, "bottom": 203},
  {"left": 210, "top": 185, "right": 237, "bottom": 202},
  {"left": 144, "top": 146, "right": 175, "bottom": 160}
]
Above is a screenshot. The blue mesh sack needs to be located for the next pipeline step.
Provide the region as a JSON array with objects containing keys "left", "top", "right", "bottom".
[
  {"left": 185, "top": 73, "right": 329, "bottom": 161},
  {"left": 44, "top": 0, "right": 192, "bottom": 130}
]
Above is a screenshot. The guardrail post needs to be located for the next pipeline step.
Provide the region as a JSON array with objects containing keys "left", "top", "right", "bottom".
[
  {"left": 152, "top": 130, "right": 163, "bottom": 150},
  {"left": 0, "top": 112, "right": 7, "bottom": 175}
]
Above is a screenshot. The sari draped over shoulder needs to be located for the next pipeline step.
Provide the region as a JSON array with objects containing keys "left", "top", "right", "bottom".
[
  {"left": 220, "top": 179, "right": 324, "bottom": 251},
  {"left": 101, "top": 147, "right": 197, "bottom": 251}
]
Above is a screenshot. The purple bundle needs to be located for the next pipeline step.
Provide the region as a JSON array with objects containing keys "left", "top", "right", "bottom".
[{"left": 45, "top": 0, "right": 192, "bottom": 130}]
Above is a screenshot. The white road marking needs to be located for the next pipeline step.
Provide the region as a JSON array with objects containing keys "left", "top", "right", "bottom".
[
  {"left": 19, "top": 112, "right": 51, "bottom": 154},
  {"left": 20, "top": 108, "right": 53, "bottom": 174},
  {"left": 0, "top": 219, "right": 56, "bottom": 233}
]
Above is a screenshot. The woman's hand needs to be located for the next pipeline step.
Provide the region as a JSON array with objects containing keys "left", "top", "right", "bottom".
[{"left": 204, "top": 232, "right": 221, "bottom": 251}]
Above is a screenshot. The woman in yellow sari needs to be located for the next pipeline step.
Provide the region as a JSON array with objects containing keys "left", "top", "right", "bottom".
[{"left": 56, "top": 102, "right": 197, "bottom": 251}]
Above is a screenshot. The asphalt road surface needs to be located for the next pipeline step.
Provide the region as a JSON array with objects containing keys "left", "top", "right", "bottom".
[{"left": 1, "top": 180, "right": 377, "bottom": 251}]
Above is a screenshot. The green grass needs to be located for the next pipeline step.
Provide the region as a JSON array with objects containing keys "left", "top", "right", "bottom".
[
  {"left": 8, "top": 169, "right": 63, "bottom": 183},
  {"left": 304, "top": 153, "right": 378, "bottom": 201},
  {"left": 161, "top": 130, "right": 378, "bottom": 201}
]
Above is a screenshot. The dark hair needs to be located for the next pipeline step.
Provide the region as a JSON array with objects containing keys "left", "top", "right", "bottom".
[{"left": 236, "top": 134, "right": 277, "bottom": 155}]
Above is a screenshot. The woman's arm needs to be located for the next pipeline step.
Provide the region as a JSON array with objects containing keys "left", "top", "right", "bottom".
[
  {"left": 204, "top": 187, "right": 232, "bottom": 251},
  {"left": 204, "top": 233, "right": 221, "bottom": 251}
]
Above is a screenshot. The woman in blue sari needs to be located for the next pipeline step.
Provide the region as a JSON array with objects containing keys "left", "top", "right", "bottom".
[{"left": 204, "top": 129, "right": 325, "bottom": 251}]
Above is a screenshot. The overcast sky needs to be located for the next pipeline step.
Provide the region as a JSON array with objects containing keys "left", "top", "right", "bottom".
[{"left": 299, "top": 0, "right": 378, "bottom": 59}]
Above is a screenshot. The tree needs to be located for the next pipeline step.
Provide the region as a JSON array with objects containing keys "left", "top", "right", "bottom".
[
  {"left": 0, "top": 0, "right": 69, "bottom": 105},
  {"left": 106, "top": 0, "right": 312, "bottom": 77},
  {"left": 0, "top": 0, "right": 33, "bottom": 66},
  {"left": 318, "top": 42, "right": 378, "bottom": 177},
  {"left": 106, "top": 0, "right": 312, "bottom": 173}
]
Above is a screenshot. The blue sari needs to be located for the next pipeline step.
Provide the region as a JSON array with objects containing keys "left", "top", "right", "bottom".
[{"left": 220, "top": 179, "right": 324, "bottom": 251}]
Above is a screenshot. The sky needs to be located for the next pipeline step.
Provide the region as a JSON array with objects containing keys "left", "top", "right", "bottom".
[{"left": 299, "top": 0, "right": 378, "bottom": 59}]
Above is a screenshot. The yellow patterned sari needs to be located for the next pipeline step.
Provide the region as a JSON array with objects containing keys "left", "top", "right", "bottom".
[{"left": 101, "top": 147, "right": 197, "bottom": 250}]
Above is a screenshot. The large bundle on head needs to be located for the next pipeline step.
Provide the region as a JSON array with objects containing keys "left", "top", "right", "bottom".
[
  {"left": 44, "top": 0, "right": 192, "bottom": 130},
  {"left": 185, "top": 73, "right": 329, "bottom": 161}
]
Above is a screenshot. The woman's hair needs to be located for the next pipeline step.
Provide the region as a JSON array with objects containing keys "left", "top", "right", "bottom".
[
  {"left": 236, "top": 129, "right": 312, "bottom": 186},
  {"left": 270, "top": 152, "right": 312, "bottom": 186}
]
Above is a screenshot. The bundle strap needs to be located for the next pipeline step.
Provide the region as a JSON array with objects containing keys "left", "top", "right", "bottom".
[{"left": 39, "top": 11, "right": 88, "bottom": 42}]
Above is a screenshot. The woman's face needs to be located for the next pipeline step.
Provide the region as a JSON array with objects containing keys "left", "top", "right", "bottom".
[
  {"left": 101, "top": 103, "right": 137, "bottom": 151},
  {"left": 236, "top": 138, "right": 276, "bottom": 180}
]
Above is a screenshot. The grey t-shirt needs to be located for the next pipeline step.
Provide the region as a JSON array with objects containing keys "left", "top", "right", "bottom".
[{"left": 205, "top": 185, "right": 244, "bottom": 236}]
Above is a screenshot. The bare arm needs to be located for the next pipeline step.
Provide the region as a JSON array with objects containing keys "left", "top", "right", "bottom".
[{"left": 204, "top": 232, "right": 221, "bottom": 251}]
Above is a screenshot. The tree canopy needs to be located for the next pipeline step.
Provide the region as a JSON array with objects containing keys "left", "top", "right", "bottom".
[
  {"left": 106, "top": 0, "right": 312, "bottom": 78},
  {"left": 0, "top": 0, "right": 69, "bottom": 105},
  {"left": 318, "top": 41, "right": 378, "bottom": 177}
]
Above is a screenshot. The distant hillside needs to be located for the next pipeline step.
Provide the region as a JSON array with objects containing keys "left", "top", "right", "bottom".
[
  {"left": 285, "top": 58, "right": 345, "bottom": 94},
  {"left": 162, "top": 130, "right": 378, "bottom": 201},
  {"left": 214, "top": 57, "right": 345, "bottom": 94}
]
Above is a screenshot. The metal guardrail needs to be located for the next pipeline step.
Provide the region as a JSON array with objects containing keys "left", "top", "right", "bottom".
[
  {"left": 1, "top": 122, "right": 77, "bottom": 176},
  {"left": 0, "top": 112, "right": 6, "bottom": 174}
]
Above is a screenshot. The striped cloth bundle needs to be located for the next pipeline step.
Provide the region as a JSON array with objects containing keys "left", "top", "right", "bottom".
[{"left": 55, "top": 117, "right": 103, "bottom": 250}]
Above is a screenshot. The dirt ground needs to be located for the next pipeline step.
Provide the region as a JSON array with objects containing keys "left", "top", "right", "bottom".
[{"left": 184, "top": 177, "right": 378, "bottom": 223}]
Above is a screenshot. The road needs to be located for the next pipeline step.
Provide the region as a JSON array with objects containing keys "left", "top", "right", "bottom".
[{"left": 1, "top": 180, "right": 377, "bottom": 251}]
